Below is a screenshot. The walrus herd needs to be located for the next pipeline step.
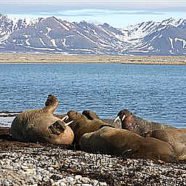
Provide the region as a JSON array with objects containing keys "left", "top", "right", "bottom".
[{"left": 11, "top": 95, "right": 186, "bottom": 163}]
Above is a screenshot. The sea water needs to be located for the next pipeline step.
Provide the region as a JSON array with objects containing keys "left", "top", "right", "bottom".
[{"left": 0, "top": 63, "right": 185, "bottom": 128}]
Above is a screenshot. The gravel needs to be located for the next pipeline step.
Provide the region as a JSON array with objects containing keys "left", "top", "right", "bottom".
[{"left": 0, "top": 146, "right": 186, "bottom": 186}]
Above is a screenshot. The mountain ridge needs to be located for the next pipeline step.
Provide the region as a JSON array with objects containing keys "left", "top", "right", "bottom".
[{"left": 0, "top": 14, "right": 186, "bottom": 55}]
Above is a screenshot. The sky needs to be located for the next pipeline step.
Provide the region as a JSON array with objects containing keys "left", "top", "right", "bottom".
[{"left": 0, "top": 0, "right": 186, "bottom": 28}]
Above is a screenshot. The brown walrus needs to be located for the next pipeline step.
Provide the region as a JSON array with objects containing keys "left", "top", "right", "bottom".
[
  {"left": 67, "top": 110, "right": 112, "bottom": 145},
  {"left": 82, "top": 110, "right": 115, "bottom": 126},
  {"left": 82, "top": 110, "right": 100, "bottom": 120},
  {"left": 79, "top": 127, "right": 176, "bottom": 162},
  {"left": 114, "top": 109, "right": 175, "bottom": 136},
  {"left": 146, "top": 128, "right": 186, "bottom": 161},
  {"left": 11, "top": 95, "right": 74, "bottom": 145}
]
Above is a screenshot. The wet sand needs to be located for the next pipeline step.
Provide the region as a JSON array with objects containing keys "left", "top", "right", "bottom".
[
  {"left": 0, "top": 53, "right": 186, "bottom": 65},
  {"left": 0, "top": 127, "right": 186, "bottom": 185}
]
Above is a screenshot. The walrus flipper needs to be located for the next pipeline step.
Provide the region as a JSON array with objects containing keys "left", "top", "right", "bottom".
[{"left": 48, "top": 120, "right": 66, "bottom": 135}]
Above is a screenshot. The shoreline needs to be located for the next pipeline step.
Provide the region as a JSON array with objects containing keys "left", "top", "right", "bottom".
[
  {"left": 0, "top": 53, "right": 186, "bottom": 65},
  {"left": 0, "top": 127, "right": 186, "bottom": 185}
]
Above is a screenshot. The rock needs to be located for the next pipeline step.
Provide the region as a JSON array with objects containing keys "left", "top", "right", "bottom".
[
  {"left": 75, "top": 175, "right": 82, "bottom": 180},
  {"left": 0, "top": 128, "right": 186, "bottom": 185}
]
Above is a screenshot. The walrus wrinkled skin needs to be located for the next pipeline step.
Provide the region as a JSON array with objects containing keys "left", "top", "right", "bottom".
[
  {"left": 147, "top": 128, "right": 186, "bottom": 161},
  {"left": 11, "top": 95, "right": 74, "bottom": 145},
  {"left": 114, "top": 109, "right": 175, "bottom": 137},
  {"left": 67, "top": 110, "right": 112, "bottom": 145},
  {"left": 80, "top": 127, "right": 176, "bottom": 162}
]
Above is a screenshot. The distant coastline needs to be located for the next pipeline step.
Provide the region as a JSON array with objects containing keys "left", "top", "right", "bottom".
[{"left": 0, "top": 53, "right": 186, "bottom": 65}]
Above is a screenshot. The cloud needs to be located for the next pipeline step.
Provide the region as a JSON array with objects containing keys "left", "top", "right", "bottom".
[
  {"left": 5, "top": 1, "right": 186, "bottom": 28},
  {"left": 39, "top": 9, "right": 164, "bottom": 17},
  {"left": 1, "top": 0, "right": 186, "bottom": 16},
  {"left": 1, "top": 0, "right": 186, "bottom": 11}
]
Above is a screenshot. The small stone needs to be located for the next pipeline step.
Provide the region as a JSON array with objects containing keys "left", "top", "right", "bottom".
[
  {"left": 93, "top": 180, "right": 99, "bottom": 186},
  {"left": 66, "top": 176, "right": 74, "bottom": 183},
  {"left": 99, "top": 182, "right": 107, "bottom": 186},
  {"left": 2, "top": 180, "right": 10, "bottom": 186},
  {"left": 48, "top": 167, "right": 54, "bottom": 171},
  {"left": 82, "top": 177, "right": 91, "bottom": 183},
  {"left": 54, "top": 180, "right": 67, "bottom": 186},
  {"left": 75, "top": 175, "right": 82, "bottom": 180}
]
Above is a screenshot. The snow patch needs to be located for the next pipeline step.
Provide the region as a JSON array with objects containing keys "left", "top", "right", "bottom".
[
  {"left": 46, "top": 27, "right": 52, "bottom": 34},
  {"left": 169, "top": 37, "right": 174, "bottom": 49},
  {"left": 25, "top": 46, "right": 55, "bottom": 51},
  {"left": 25, "top": 39, "right": 30, "bottom": 46},
  {"left": 0, "top": 33, "right": 11, "bottom": 43},
  {"left": 51, "top": 39, "right": 57, "bottom": 47},
  {"left": 175, "top": 38, "right": 186, "bottom": 48},
  {"left": 39, "top": 38, "right": 45, "bottom": 46},
  {"left": 161, "top": 18, "right": 185, "bottom": 27},
  {"left": 57, "top": 20, "right": 70, "bottom": 31},
  {"left": 62, "top": 38, "right": 67, "bottom": 47}
]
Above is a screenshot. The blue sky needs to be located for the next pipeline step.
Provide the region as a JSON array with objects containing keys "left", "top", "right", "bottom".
[{"left": 1, "top": 0, "right": 186, "bottom": 27}]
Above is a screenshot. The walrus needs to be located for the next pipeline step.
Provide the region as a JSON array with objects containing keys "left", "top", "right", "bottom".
[
  {"left": 82, "top": 110, "right": 100, "bottom": 120},
  {"left": 67, "top": 110, "right": 112, "bottom": 145},
  {"left": 11, "top": 95, "right": 74, "bottom": 145},
  {"left": 82, "top": 110, "right": 115, "bottom": 126},
  {"left": 114, "top": 109, "right": 175, "bottom": 136},
  {"left": 146, "top": 128, "right": 186, "bottom": 161},
  {"left": 79, "top": 127, "right": 176, "bottom": 162}
]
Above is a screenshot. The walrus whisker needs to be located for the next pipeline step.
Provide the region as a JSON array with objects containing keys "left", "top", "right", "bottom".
[{"left": 65, "top": 120, "right": 73, "bottom": 126}]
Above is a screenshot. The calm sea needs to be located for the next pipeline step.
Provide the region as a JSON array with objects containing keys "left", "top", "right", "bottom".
[{"left": 0, "top": 63, "right": 185, "bottom": 128}]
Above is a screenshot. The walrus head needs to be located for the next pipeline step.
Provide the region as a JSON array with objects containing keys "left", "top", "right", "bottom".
[
  {"left": 82, "top": 110, "right": 100, "bottom": 120},
  {"left": 114, "top": 109, "right": 135, "bottom": 130},
  {"left": 114, "top": 109, "right": 174, "bottom": 137},
  {"left": 67, "top": 110, "right": 87, "bottom": 122}
]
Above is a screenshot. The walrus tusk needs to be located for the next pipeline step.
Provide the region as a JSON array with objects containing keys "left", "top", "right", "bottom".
[
  {"left": 122, "top": 115, "right": 126, "bottom": 121},
  {"left": 65, "top": 120, "right": 73, "bottom": 126},
  {"left": 61, "top": 115, "right": 74, "bottom": 126},
  {"left": 114, "top": 116, "right": 121, "bottom": 123},
  {"left": 61, "top": 115, "right": 69, "bottom": 122}
]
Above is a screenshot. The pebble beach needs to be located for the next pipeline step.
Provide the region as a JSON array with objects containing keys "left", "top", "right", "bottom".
[{"left": 0, "top": 127, "right": 186, "bottom": 186}]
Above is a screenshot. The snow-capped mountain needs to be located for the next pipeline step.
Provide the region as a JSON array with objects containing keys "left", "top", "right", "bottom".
[
  {"left": 0, "top": 15, "right": 34, "bottom": 42},
  {"left": 0, "top": 14, "right": 186, "bottom": 55},
  {"left": 123, "top": 18, "right": 186, "bottom": 55}
]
